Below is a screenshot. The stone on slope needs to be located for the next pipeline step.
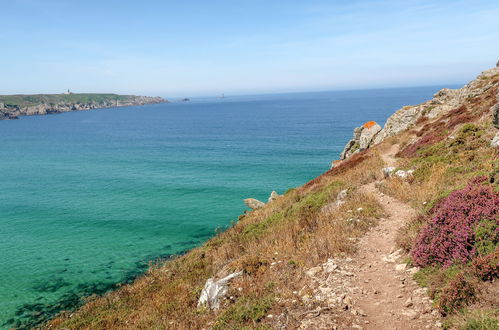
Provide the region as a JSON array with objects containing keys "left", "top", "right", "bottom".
[
  {"left": 492, "top": 102, "right": 499, "bottom": 129},
  {"left": 198, "top": 271, "right": 243, "bottom": 309},
  {"left": 492, "top": 132, "right": 499, "bottom": 148},
  {"left": 268, "top": 191, "right": 279, "bottom": 203},
  {"left": 244, "top": 198, "right": 265, "bottom": 209},
  {"left": 382, "top": 167, "right": 396, "bottom": 179}
]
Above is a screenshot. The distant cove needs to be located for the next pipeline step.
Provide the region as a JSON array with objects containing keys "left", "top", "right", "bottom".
[{"left": 0, "top": 87, "right": 447, "bottom": 328}]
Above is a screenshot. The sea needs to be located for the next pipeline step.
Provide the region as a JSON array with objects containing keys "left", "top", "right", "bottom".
[{"left": 0, "top": 86, "right": 449, "bottom": 328}]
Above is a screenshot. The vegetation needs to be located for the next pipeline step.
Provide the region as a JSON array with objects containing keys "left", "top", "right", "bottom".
[
  {"left": 0, "top": 93, "right": 133, "bottom": 107},
  {"left": 412, "top": 177, "right": 498, "bottom": 267},
  {"left": 40, "top": 69, "right": 498, "bottom": 328},
  {"left": 43, "top": 145, "right": 385, "bottom": 329}
]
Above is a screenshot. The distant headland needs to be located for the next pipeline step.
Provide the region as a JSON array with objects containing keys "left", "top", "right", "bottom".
[{"left": 0, "top": 92, "right": 167, "bottom": 120}]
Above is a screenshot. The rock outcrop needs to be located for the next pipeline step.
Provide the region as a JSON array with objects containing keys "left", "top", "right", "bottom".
[
  {"left": 268, "top": 191, "right": 279, "bottom": 203},
  {"left": 340, "top": 121, "right": 382, "bottom": 160},
  {"left": 244, "top": 198, "right": 266, "bottom": 209},
  {"left": 338, "top": 64, "right": 499, "bottom": 160},
  {"left": 245, "top": 191, "right": 280, "bottom": 209},
  {"left": 0, "top": 94, "right": 167, "bottom": 120}
]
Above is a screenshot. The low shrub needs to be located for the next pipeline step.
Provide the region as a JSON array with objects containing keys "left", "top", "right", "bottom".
[
  {"left": 438, "top": 272, "right": 477, "bottom": 315},
  {"left": 474, "top": 219, "right": 498, "bottom": 256},
  {"left": 397, "top": 132, "right": 445, "bottom": 158},
  {"left": 412, "top": 177, "right": 499, "bottom": 267},
  {"left": 471, "top": 248, "right": 499, "bottom": 282}
]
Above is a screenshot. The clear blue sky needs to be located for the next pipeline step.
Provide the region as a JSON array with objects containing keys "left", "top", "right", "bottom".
[{"left": 1, "top": 0, "right": 498, "bottom": 96}]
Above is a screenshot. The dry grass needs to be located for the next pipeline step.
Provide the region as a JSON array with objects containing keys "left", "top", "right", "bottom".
[
  {"left": 46, "top": 72, "right": 499, "bottom": 329},
  {"left": 47, "top": 148, "right": 386, "bottom": 329}
]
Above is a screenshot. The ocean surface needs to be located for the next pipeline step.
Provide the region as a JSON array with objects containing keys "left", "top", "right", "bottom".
[{"left": 0, "top": 86, "right": 448, "bottom": 327}]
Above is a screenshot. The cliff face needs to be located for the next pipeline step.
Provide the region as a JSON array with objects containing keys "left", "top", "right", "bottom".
[
  {"left": 340, "top": 64, "right": 499, "bottom": 160},
  {"left": 0, "top": 94, "right": 166, "bottom": 120}
]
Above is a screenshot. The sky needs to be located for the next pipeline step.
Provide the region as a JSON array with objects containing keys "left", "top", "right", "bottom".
[{"left": 0, "top": 0, "right": 498, "bottom": 97}]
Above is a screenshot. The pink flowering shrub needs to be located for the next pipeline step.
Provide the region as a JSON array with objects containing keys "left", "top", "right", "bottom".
[{"left": 412, "top": 177, "right": 499, "bottom": 267}]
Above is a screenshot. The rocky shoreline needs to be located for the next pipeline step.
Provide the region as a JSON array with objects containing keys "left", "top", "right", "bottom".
[{"left": 0, "top": 94, "right": 167, "bottom": 120}]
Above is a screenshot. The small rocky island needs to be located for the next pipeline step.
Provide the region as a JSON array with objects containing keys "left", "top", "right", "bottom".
[{"left": 0, "top": 92, "right": 167, "bottom": 120}]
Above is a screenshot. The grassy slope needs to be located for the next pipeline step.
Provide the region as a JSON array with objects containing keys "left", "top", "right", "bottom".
[
  {"left": 41, "top": 73, "right": 499, "bottom": 329},
  {"left": 0, "top": 94, "right": 135, "bottom": 107}
]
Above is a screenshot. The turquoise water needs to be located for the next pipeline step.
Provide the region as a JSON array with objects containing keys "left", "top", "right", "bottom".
[{"left": 0, "top": 87, "right": 444, "bottom": 328}]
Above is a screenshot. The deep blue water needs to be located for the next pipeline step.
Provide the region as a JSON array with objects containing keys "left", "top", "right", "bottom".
[{"left": 0, "top": 86, "right": 445, "bottom": 327}]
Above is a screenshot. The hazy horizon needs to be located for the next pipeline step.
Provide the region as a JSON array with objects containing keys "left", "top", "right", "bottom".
[{"left": 1, "top": 0, "right": 498, "bottom": 96}]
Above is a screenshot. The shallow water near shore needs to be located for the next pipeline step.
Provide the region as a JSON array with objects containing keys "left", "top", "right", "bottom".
[{"left": 0, "top": 86, "right": 447, "bottom": 327}]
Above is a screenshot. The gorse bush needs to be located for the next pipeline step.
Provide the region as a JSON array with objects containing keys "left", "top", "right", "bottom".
[{"left": 412, "top": 177, "right": 499, "bottom": 267}]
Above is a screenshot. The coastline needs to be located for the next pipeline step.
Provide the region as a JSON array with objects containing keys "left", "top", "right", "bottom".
[
  {"left": 0, "top": 93, "right": 167, "bottom": 120},
  {"left": 45, "top": 65, "right": 498, "bottom": 329}
]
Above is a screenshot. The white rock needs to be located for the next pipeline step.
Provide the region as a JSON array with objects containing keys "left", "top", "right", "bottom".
[
  {"left": 198, "top": 271, "right": 243, "bottom": 309},
  {"left": 305, "top": 266, "right": 322, "bottom": 277},
  {"left": 407, "top": 267, "right": 419, "bottom": 275},
  {"left": 244, "top": 198, "right": 265, "bottom": 209},
  {"left": 395, "top": 170, "right": 410, "bottom": 179},
  {"left": 268, "top": 191, "right": 279, "bottom": 203},
  {"left": 322, "top": 259, "right": 339, "bottom": 273},
  {"left": 382, "top": 167, "right": 396, "bottom": 178},
  {"left": 491, "top": 132, "right": 499, "bottom": 148},
  {"left": 321, "top": 189, "right": 348, "bottom": 213},
  {"left": 382, "top": 249, "right": 402, "bottom": 263},
  {"left": 395, "top": 263, "right": 407, "bottom": 271}
]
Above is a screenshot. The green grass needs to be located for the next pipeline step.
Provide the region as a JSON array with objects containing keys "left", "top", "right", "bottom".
[
  {"left": 213, "top": 295, "right": 274, "bottom": 329},
  {"left": 463, "top": 316, "right": 499, "bottom": 330},
  {"left": 242, "top": 181, "right": 344, "bottom": 240}
]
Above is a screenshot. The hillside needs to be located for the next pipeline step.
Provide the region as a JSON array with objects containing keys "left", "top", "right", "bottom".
[
  {"left": 0, "top": 93, "right": 166, "bottom": 119},
  {"left": 12, "top": 64, "right": 496, "bottom": 329}
]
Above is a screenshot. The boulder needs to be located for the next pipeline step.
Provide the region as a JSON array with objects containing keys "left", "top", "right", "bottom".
[
  {"left": 320, "top": 189, "right": 348, "bottom": 213},
  {"left": 244, "top": 198, "right": 265, "bottom": 209},
  {"left": 197, "top": 271, "right": 243, "bottom": 309},
  {"left": 268, "top": 191, "right": 279, "bottom": 203},
  {"left": 492, "top": 103, "right": 499, "bottom": 129},
  {"left": 491, "top": 132, "right": 499, "bottom": 148},
  {"left": 382, "top": 167, "right": 396, "bottom": 178},
  {"left": 336, "top": 189, "right": 348, "bottom": 204},
  {"left": 395, "top": 169, "right": 415, "bottom": 180}
]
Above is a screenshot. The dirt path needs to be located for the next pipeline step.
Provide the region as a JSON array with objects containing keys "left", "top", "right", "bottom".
[
  {"left": 380, "top": 143, "right": 399, "bottom": 167},
  {"left": 297, "top": 146, "right": 441, "bottom": 329},
  {"left": 347, "top": 182, "right": 440, "bottom": 329}
]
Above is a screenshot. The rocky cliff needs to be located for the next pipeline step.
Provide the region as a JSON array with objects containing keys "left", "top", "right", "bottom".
[
  {"left": 339, "top": 63, "right": 499, "bottom": 161},
  {"left": 0, "top": 93, "right": 167, "bottom": 120}
]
